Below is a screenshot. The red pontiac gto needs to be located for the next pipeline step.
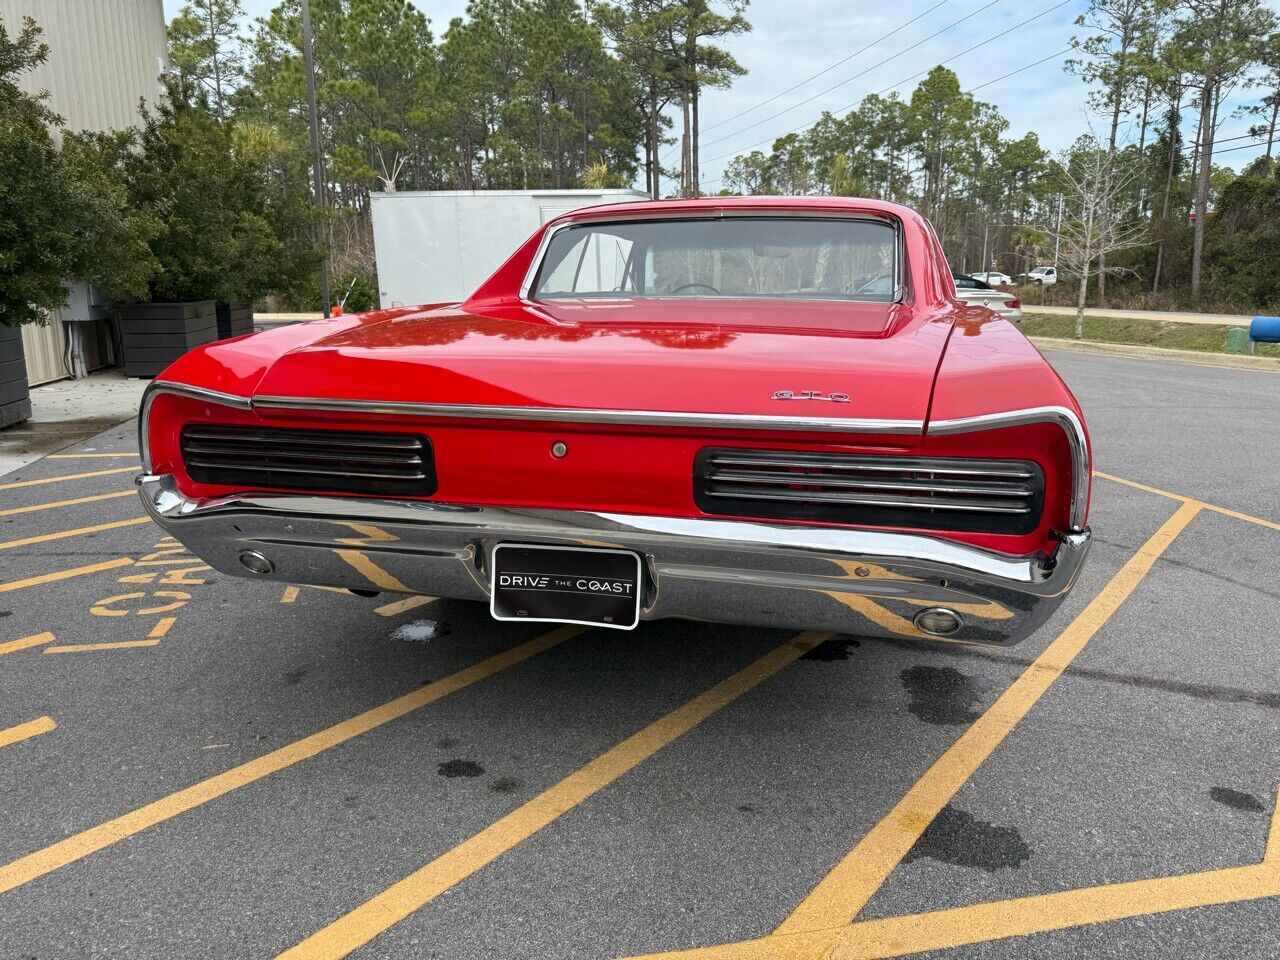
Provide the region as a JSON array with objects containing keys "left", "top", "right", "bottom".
[{"left": 137, "top": 197, "right": 1091, "bottom": 645}]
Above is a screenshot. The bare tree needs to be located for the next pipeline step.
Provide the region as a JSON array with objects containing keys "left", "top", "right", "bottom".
[{"left": 1049, "top": 140, "right": 1149, "bottom": 339}]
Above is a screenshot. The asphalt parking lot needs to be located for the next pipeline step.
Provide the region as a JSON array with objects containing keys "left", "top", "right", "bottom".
[{"left": 1, "top": 348, "right": 1277, "bottom": 960}]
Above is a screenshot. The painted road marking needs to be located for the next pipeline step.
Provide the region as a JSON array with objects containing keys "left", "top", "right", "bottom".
[
  {"left": 0, "top": 632, "right": 55, "bottom": 657},
  {"left": 0, "top": 716, "right": 57, "bottom": 750},
  {"left": 1096, "top": 470, "right": 1280, "bottom": 533},
  {"left": 0, "top": 626, "right": 584, "bottom": 896},
  {"left": 0, "top": 466, "right": 140, "bottom": 492},
  {"left": 0, "top": 558, "right": 133, "bottom": 594},
  {"left": 45, "top": 616, "right": 178, "bottom": 654},
  {"left": 46, "top": 453, "right": 138, "bottom": 459},
  {"left": 0, "top": 490, "right": 136, "bottom": 517},
  {"left": 623, "top": 501, "right": 1205, "bottom": 960},
  {"left": 0, "top": 517, "right": 151, "bottom": 551},
  {"left": 90, "top": 591, "right": 190, "bottom": 617},
  {"left": 375, "top": 595, "right": 435, "bottom": 617},
  {"left": 775, "top": 501, "right": 1203, "bottom": 937},
  {"left": 275, "top": 631, "right": 832, "bottom": 960}
]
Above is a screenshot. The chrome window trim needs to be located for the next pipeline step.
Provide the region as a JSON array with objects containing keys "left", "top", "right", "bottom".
[
  {"left": 927, "top": 406, "right": 1090, "bottom": 532},
  {"left": 519, "top": 211, "right": 905, "bottom": 304}
]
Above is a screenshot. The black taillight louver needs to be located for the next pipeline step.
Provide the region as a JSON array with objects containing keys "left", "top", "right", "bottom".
[
  {"left": 181, "top": 425, "right": 436, "bottom": 496},
  {"left": 695, "top": 448, "right": 1044, "bottom": 535}
]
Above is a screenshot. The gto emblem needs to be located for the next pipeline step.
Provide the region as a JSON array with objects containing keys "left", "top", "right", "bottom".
[{"left": 772, "top": 390, "right": 851, "bottom": 402}]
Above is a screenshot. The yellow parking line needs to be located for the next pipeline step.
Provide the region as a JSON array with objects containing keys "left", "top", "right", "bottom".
[
  {"left": 45, "top": 616, "right": 177, "bottom": 654},
  {"left": 46, "top": 453, "right": 137, "bottom": 459},
  {"left": 0, "top": 466, "right": 139, "bottom": 492},
  {"left": 0, "top": 557, "right": 133, "bottom": 594},
  {"left": 0, "top": 716, "right": 57, "bottom": 749},
  {"left": 773, "top": 500, "right": 1203, "bottom": 939},
  {"left": 1095, "top": 470, "right": 1280, "bottom": 533},
  {"left": 827, "top": 862, "right": 1280, "bottom": 959},
  {"left": 0, "top": 490, "right": 136, "bottom": 517},
  {"left": 1267, "top": 786, "right": 1280, "bottom": 864},
  {"left": 0, "top": 517, "right": 152, "bottom": 551},
  {"left": 0, "top": 632, "right": 55, "bottom": 657},
  {"left": 374, "top": 595, "right": 435, "bottom": 617},
  {"left": 276, "top": 631, "right": 832, "bottom": 960},
  {"left": 0, "top": 626, "right": 584, "bottom": 896}
]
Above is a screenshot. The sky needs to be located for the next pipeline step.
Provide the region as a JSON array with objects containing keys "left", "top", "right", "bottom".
[{"left": 162, "top": 0, "right": 1277, "bottom": 189}]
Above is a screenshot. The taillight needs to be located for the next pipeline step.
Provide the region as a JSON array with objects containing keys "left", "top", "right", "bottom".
[{"left": 1006, "top": 299, "right": 1021, "bottom": 309}]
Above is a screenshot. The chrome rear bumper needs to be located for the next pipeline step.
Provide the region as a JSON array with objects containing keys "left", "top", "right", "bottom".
[{"left": 137, "top": 473, "right": 1090, "bottom": 646}]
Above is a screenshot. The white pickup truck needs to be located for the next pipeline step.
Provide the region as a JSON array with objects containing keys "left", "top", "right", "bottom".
[{"left": 1023, "top": 266, "right": 1058, "bottom": 285}]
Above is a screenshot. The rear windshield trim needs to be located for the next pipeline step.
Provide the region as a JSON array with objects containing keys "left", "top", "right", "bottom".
[{"left": 520, "top": 212, "right": 904, "bottom": 305}]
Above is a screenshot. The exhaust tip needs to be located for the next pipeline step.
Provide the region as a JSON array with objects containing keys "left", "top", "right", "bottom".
[
  {"left": 238, "top": 550, "right": 273, "bottom": 575},
  {"left": 913, "top": 607, "right": 962, "bottom": 636}
]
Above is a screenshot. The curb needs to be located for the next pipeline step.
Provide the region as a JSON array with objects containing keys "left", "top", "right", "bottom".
[{"left": 1030, "top": 336, "right": 1280, "bottom": 373}]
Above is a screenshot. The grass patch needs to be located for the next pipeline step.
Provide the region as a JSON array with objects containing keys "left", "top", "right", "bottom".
[{"left": 1020, "top": 313, "right": 1280, "bottom": 358}]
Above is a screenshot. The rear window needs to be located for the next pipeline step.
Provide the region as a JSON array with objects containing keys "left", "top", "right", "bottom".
[{"left": 530, "top": 216, "right": 900, "bottom": 302}]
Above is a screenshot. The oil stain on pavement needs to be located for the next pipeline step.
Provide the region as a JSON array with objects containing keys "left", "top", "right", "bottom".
[
  {"left": 438, "top": 759, "right": 485, "bottom": 778},
  {"left": 903, "top": 804, "right": 1032, "bottom": 872},
  {"left": 900, "top": 665, "right": 988, "bottom": 725}
]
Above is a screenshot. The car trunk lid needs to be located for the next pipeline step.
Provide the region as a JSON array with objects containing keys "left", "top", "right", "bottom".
[{"left": 249, "top": 299, "right": 953, "bottom": 434}]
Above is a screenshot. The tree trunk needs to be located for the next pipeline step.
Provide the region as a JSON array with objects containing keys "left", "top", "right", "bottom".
[
  {"left": 1268, "top": 94, "right": 1279, "bottom": 161},
  {"left": 1075, "top": 268, "right": 1089, "bottom": 341},
  {"left": 648, "top": 79, "right": 659, "bottom": 198},
  {"left": 1191, "top": 83, "right": 1217, "bottom": 296},
  {"left": 1098, "top": 92, "right": 1124, "bottom": 305},
  {"left": 691, "top": 75, "right": 700, "bottom": 196},
  {"left": 1152, "top": 93, "right": 1181, "bottom": 294},
  {"left": 207, "top": 5, "right": 225, "bottom": 124}
]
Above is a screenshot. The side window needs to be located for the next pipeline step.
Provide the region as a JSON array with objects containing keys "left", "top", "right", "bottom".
[{"left": 537, "top": 231, "right": 637, "bottom": 295}]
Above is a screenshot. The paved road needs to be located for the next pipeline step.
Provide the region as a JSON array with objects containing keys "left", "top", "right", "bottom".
[
  {"left": 1023, "top": 304, "right": 1259, "bottom": 327},
  {"left": 0, "top": 350, "right": 1277, "bottom": 960}
]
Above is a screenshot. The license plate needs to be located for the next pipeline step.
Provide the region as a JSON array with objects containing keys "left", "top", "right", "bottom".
[{"left": 490, "top": 544, "right": 642, "bottom": 630}]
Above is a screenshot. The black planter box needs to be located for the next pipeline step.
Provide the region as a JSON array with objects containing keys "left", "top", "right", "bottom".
[
  {"left": 216, "top": 302, "right": 254, "bottom": 339},
  {"left": 117, "top": 300, "right": 218, "bottom": 377},
  {"left": 0, "top": 324, "right": 32, "bottom": 428}
]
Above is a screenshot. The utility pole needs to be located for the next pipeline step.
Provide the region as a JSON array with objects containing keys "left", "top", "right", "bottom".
[{"left": 301, "top": 0, "right": 330, "bottom": 318}]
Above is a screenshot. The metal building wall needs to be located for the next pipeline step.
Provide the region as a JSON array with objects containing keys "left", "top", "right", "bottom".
[{"left": 0, "top": 0, "right": 166, "bottom": 384}]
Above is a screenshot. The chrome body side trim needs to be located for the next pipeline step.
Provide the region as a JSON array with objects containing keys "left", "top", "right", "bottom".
[
  {"left": 137, "top": 473, "right": 1091, "bottom": 647},
  {"left": 927, "top": 406, "right": 1090, "bottom": 532},
  {"left": 138, "top": 381, "right": 253, "bottom": 473},
  {"left": 251, "top": 395, "right": 924, "bottom": 435}
]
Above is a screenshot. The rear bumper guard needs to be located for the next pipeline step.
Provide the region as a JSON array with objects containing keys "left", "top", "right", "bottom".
[{"left": 137, "top": 473, "right": 1090, "bottom": 646}]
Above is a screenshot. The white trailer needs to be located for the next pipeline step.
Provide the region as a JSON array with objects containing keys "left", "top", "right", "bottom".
[{"left": 370, "top": 189, "right": 649, "bottom": 308}]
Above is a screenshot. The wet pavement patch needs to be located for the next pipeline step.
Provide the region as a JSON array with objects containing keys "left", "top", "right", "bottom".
[
  {"left": 438, "top": 759, "right": 485, "bottom": 778},
  {"left": 801, "top": 636, "right": 861, "bottom": 661},
  {"left": 488, "top": 776, "right": 524, "bottom": 794},
  {"left": 904, "top": 804, "right": 1031, "bottom": 872},
  {"left": 900, "top": 665, "right": 988, "bottom": 725},
  {"left": 1209, "top": 786, "right": 1266, "bottom": 813}
]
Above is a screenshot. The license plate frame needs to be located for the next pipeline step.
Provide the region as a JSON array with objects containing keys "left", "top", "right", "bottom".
[{"left": 489, "top": 543, "right": 643, "bottom": 631}]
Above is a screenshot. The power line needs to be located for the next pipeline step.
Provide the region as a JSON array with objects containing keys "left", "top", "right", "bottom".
[
  {"left": 697, "top": 0, "right": 952, "bottom": 137},
  {"left": 692, "top": 0, "right": 1004, "bottom": 155},
  {"left": 700, "top": 47, "right": 1074, "bottom": 191},
  {"left": 698, "top": 0, "right": 1073, "bottom": 171}
]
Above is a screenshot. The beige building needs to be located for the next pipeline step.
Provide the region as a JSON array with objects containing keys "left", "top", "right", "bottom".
[{"left": 0, "top": 0, "right": 167, "bottom": 385}]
